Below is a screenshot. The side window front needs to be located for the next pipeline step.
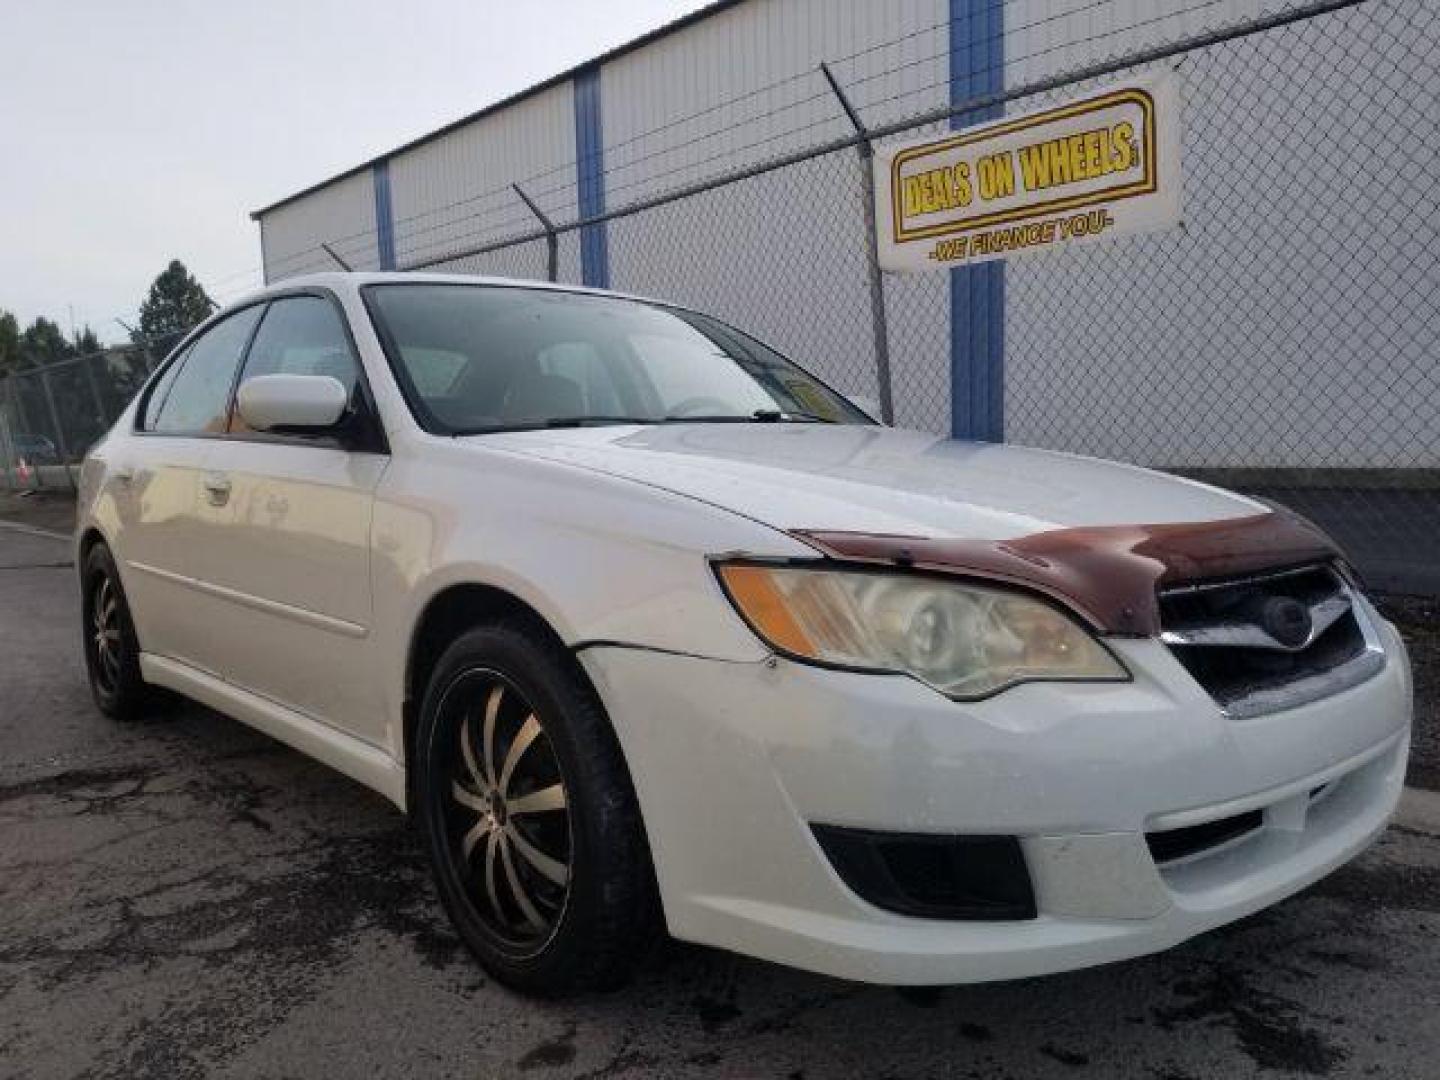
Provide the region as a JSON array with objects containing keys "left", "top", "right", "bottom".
[
  {"left": 232, "top": 296, "right": 359, "bottom": 414},
  {"left": 151, "top": 307, "right": 263, "bottom": 435}
]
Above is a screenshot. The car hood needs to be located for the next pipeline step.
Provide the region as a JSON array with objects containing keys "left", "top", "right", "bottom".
[{"left": 475, "top": 423, "right": 1265, "bottom": 542}]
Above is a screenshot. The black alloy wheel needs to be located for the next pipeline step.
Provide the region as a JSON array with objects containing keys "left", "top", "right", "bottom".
[
  {"left": 439, "top": 670, "right": 572, "bottom": 951},
  {"left": 81, "top": 542, "right": 147, "bottom": 720},
  {"left": 416, "top": 620, "right": 658, "bottom": 995}
]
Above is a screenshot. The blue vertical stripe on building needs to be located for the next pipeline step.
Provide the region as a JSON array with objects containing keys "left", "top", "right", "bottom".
[
  {"left": 949, "top": 0, "right": 1005, "bottom": 441},
  {"left": 573, "top": 66, "right": 610, "bottom": 289},
  {"left": 373, "top": 160, "right": 396, "bottom": 271}
]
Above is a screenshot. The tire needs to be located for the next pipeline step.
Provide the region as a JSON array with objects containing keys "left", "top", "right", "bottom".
[
  {"left": 81, "top": 542, "right": 148, "bottom": 721},
  {"left": 415, "top": 619, "right": 658, "bottom": 995}
]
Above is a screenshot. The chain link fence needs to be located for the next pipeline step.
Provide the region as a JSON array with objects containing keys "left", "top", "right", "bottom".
[
  {"left": 399, "top": 0, "right": 1436, "bottom": 594},
  {"left": 0, "top": 337, "right": 177, "bottom": 492}
]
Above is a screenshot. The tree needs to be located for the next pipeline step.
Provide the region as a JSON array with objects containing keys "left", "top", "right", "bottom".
[
  {"left": 0, "top": 310, "right": 18, "bottom": 377},
  {"left": 135, "top": 259, "right": 214, "bottom": 343},
  {"left": 19, "top": 317, "right": 73, "bottom": 367},
  {"left": 73, "top": 326, "right": 102, "bottom": 356}
]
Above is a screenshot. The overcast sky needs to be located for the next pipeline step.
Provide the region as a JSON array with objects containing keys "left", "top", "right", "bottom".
[{"left": 0, "top": 0, "right": 709, "bottom": 343}]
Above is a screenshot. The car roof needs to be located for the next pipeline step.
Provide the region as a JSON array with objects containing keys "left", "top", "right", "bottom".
[{"left": 230, "top": 272, "right": 661, "bottom": 311}]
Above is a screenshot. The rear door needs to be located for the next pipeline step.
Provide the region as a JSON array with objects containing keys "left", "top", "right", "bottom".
[
  {"left": 188, "top": 293, "right": 389, "bottom": 744},
  {"left": 112, "top": 306, "right": 263, "bottom": 671}
]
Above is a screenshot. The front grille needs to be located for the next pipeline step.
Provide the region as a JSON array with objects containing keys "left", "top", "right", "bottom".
[{"left": 1159, "top": 564, "right": 1384, "bottom": 718}]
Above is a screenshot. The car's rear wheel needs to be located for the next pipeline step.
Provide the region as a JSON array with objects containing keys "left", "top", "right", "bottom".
[
  {"left": 81, "top": 542, "right": 148, "bottom": 721},
  {"left": 415, "top": 620, "right": 657, "bottom": 995}
]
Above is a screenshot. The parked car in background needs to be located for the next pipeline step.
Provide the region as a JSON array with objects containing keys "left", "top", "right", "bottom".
[
  {"left": 14, "top": 433, "right": 60, "bottom": 465},
  {"left": 75, "top": 273, "right": 1411, "bottom": 995}
]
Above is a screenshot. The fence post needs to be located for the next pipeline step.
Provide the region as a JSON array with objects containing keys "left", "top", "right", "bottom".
[
  {"left": 513, "top": 183, "right": 559, "bottom": 283},
  {"left": 320, "top": 242, "right": 354, "bottom": 271},
  {"left": 37, "top": 366, "right": 77, "bottom": 491},
  {"left": 80, "top": 352, "right": 109, "bottom": 429},
  {"left": 8, "top": 374, "right": 41, "bottom": 489},
  {"left": 819, "top": 62, "right": 895, "bottom": 425},
  {"left": 0, "top": 378, "right": 17, "bottom": 490}
]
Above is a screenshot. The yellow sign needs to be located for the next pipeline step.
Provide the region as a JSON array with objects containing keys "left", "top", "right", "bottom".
[{"left": 875, "top": 71, "right": 1181, "bottom": 271}]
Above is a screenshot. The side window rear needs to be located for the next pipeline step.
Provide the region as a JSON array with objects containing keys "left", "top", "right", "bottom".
[
  {"left": 150, "top": 307, "right": 263, "bottom": 435},
  {"left": 139, "top": 348, "right": 188, "bottom": 431}
]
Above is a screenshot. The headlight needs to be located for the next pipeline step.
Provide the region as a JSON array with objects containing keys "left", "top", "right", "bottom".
[{"left": 715, "top": 563, "right": 1128, "bottom": 699}]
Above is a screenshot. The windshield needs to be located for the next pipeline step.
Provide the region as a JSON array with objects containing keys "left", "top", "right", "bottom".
[{"left": 362, "top": 283, "right": 873, "bottom": 434}]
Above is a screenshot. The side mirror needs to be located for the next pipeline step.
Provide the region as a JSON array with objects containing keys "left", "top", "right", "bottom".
[{"left": 237, "top": 374, "right": 348, "bottom": 433}]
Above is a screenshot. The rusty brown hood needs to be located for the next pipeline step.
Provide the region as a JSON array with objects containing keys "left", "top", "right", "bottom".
[{"left": 794, "top": 510, "right": 1341, "bottom": 637}]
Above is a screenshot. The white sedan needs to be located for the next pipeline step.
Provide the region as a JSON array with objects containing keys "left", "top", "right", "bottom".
[{"left": 76, "top": 273, "right": 1411, "bottom": 995}]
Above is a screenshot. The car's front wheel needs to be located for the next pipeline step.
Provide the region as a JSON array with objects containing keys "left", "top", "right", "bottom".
[{"left": 415, "top": 620, "right": 658, "bottom": 995}]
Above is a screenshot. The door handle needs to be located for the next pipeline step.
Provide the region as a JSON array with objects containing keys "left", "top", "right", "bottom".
[
  {"left": 202, "top": 473, "right": 232, "bottom": 507},
  {"left": 113, "top": 465, "right": 135, "bottom": 484}
]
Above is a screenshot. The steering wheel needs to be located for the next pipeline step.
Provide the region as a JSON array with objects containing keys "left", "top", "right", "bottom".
[{"left": 666, "top": 396, "right": 736, "bottom": 418}]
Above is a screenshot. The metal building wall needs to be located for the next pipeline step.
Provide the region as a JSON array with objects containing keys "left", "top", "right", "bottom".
[
  {"left": 259, "top": 169, "right": 379, "bottom": 282},
  {"left": 598, "top": 0, "right": 953, "bottom": 431},
  {"left": 388, "top": 81, "right": 581, "bottom": 282}
]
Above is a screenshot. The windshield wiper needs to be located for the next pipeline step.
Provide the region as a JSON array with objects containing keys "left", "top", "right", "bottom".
[
  {"left": 752, "top": 408, "right": 835, "bottom": 423},
  {"left": 454, "top": 409, "right": 838, "bottom": 435},
  {"left": 452, "top": 416, "right": 660, "bottom": 435},
  {"left": 660, "top": 409, "right": 837, "bottom": 424}
]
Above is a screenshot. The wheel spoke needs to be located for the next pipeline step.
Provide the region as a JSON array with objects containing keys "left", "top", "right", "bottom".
[
  {"left": 482, "top": 684, "right": 503, "bottom": 791},
  {"left": 498, "top": 714, "right": 540, "bottom": 797},
  {"left": 450, "top": 780, "right": 489, "bottom": 816},
  {"left": 500, "top": 835, "right": 545, "bottom": 928},
  {"left": 459, "top": 713, "right": 489, "bottom": 795},
  {"left": 505, "top": 822, "right": 568, "bottom": 885},
  {"left": 483, "top": 829, "right": 504, "bottom": 921},
  {"left": 507, "top": 783, "right": 566, "bottom": 815},
  {"left": 460, "top": 817, "right": 491, "bottom": 862}
]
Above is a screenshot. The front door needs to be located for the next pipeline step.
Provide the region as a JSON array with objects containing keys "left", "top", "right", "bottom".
[{"left": 187, "top": 295, "right": 389, "bottom": 745}]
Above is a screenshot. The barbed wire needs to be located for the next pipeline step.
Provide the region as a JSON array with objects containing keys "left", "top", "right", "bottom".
[
  {"left": 389, "top": 0, "right": 1247, "bottom": 268},
  {"left": 257, "top": 0, "right": 1252, "bottom": 277}
]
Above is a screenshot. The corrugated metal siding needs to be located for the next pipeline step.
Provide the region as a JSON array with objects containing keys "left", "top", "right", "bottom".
[
  {"left": 260, "top": 170, "right": 379, "bottom": 282},
  {"left": 599, "top": 0, "right": 952, "bottom": 431},
  {"left": 388, "top": 81, "right": 578, "bottom": 279}
]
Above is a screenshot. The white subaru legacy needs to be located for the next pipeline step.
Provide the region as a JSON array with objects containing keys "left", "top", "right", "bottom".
[{"left": 77, "top": 273, "right": 1411, "bottom": 995}]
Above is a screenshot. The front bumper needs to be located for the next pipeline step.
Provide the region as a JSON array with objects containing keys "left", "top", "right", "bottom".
[{"left": 579, "top": 613, "right": 1412, "bottom": 986}]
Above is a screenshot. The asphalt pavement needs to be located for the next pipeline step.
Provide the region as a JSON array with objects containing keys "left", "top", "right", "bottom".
[{"left": 2, "top": 522, "right": 1438, "bottom": 1080}]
